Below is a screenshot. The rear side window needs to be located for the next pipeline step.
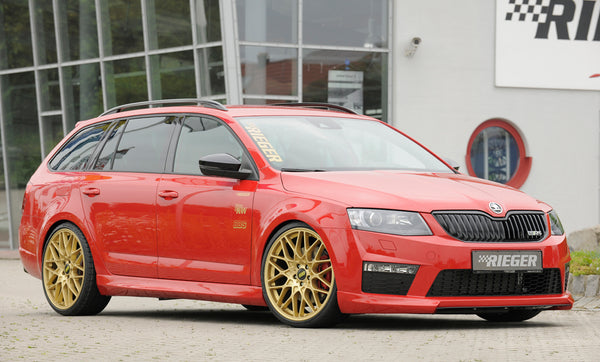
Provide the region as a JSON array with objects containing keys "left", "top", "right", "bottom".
[
  {"left": 49, "top": 123, "right": 111, "bottom": 171},
  {"left": 93, "top": 116, "right": 177, "bottom": 173}
]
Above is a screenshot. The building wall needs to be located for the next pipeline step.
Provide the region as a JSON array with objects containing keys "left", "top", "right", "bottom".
[
  {"left": 392, "top": 1, "right": 600, "bottom": 234},
  {"left": 0, "top": 0, "right": 597, "bottom": 251}
]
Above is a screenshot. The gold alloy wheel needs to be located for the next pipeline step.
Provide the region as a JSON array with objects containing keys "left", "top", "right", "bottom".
[
  {"left": 263, "top": 227, "right": 335, "bottom": 322},
  {"left": 43, "top": 228, "right": 85, "bottom": 310}
]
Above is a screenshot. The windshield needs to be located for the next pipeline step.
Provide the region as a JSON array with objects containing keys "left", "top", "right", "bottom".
[{"left": 238, "top": 116, "right": 452, "bottom": 173}]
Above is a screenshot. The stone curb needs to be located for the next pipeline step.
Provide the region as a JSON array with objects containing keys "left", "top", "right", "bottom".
[{"left": 568, "top": 273, "right": 600, "bottom": 297}]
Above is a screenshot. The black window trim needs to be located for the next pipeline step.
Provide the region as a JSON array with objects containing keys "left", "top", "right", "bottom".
[{"left": 48, "top": 112, "right": 259, "bottom": 181}]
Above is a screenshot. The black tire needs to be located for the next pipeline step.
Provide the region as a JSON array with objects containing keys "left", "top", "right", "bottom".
[
  {"left": 241, "top": 304, "right": 270, "bottom": 312},
  {"left": 42, "top": 222, "right": 111, "bottom": 316},
  {"left": 476, "top": 309, "right": 542, "bottom": 322},
  {"left": 261, "top": 222, "right": 344, "bottom": 328}
]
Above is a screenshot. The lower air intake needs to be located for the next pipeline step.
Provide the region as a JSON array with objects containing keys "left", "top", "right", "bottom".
[{"left": 427, "top": 269, "right": 562, "bottom": 297}]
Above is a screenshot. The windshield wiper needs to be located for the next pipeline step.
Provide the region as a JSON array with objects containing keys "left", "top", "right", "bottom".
[{"left": 280, "top": 168, "right": 327, "bottom": 172}]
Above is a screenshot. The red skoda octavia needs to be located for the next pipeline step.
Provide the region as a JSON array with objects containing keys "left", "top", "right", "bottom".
[{"left": 19, "top": 100, "right": 573, "bottom": 327}]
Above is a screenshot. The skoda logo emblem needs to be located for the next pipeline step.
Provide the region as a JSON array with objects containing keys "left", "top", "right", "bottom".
[{"left": 489, "top": 202, "right": 503, "bottom": 214}]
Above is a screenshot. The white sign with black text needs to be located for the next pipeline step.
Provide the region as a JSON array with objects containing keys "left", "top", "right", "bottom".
[{"left": 496, "top": 0, "right": 600, "bottom": 91}]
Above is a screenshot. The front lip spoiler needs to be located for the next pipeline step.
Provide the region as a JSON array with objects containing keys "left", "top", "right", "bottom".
[
  {"left": 337, "top": 291, "right": 574, "bottom": 314},
  {"left": 435, "top": 304, "right": 572, "bottom": 314}
]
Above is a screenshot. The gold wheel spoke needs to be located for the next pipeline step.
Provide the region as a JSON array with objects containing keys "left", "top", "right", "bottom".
[
  {"left": 271, "top": 253, "right": 293, "bottom": 269},
  {"left": 267, "top": 272, "right": 288, "bottom": 285},
  {"left": 279, "top": 289, "right": 294, "bottom": 310},
  {"left": 290, "top": 289, "right": 300, "bottom": 317},
  {"left": 66, "top": 278, "right": 80, "bottom": 297},
  {"left": 276, "top": 286, "right": 291, "bottom": 306},
  {"left": 62, "top": 282, "right": 73, "bottom": 305},
  {"left": 71, "top": 275, "right": 83, "bottom": 292},
  {"left": 293, "top": 232, "right": 304, "bottom": 260},
  {"left": 309, "top": 288, "right": 322, "bottom": 309},
  {"left": 267, "top": 259, "right": 287, "bottom": 274},
  {"left": 43, "top": 266, "right": 60, "bottom": 278}
]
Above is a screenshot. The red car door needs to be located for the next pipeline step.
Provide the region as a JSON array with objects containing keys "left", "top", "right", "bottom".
[
  {"left": 80, "top": 116, "right": 177, "bottom": 278},
  {"left": 156, "top": 116, "right": 257, "bottom": 284}
]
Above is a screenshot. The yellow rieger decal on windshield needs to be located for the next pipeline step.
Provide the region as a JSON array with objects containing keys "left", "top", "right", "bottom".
[{"left": 244, "top": 123, "right": 283, "bottom": 163}]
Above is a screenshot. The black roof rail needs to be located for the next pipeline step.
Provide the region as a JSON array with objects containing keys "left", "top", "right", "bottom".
[
  {"left": 271, "top": 102, "right": 358, "bottom": 115},
  {"left": 99, "top": 98, "right": 228, "bottom": 117}
]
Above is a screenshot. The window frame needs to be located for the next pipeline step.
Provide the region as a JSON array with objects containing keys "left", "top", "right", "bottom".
[
  {"left": 465, "top": 119, "right": 532, "bottom": 189},
  {"left": 164, "top": 114, "right": 259, "bottom": 180}
]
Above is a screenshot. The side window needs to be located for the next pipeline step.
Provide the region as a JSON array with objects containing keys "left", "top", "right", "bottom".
[
  {"left": 93, "top": 116, "right": 176, "bottom": 173},
  {"left": 49, "top": 123, "right": 111, "bottom": 171},
  {"left": 173, "top": 117, "right": 244, "bottom": 175}
]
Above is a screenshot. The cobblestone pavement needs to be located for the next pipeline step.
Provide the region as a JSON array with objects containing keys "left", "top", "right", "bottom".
[{"left": 1, "top": 259, "right": 599, "bottom": 361}]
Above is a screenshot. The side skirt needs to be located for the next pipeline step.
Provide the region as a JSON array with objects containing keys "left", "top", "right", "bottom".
[{"left": 96, "top": 275, "right": 266, "bottom": 306}]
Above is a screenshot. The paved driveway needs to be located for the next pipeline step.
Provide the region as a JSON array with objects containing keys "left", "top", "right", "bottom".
[{"left": 1, "top": 259, "right": 599, "bottom": 361}]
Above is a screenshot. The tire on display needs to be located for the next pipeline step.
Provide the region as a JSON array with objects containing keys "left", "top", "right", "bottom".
[
  {"left": 261, "top": 222, "right": 343, "bottom": 327},
  {"left": 42, "top": 222, "right": 111, "bottom": 316},
  {"left": 476, "top": 309, "right": 542, "bottom": 322}
]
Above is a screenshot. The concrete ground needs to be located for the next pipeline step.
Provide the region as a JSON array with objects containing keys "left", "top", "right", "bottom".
[{"left": 1, "top": 257, "right": 599, "bottom": 361}]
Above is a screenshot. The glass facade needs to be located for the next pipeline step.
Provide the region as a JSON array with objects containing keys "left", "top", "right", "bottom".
[
  {"left": 0, "top": 0, "right": 391, "bottom": 249},
  {"left": 236, "top": 0, "right": 390, "bottom": 118}
]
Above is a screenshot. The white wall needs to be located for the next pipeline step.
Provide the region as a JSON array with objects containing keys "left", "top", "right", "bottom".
[{"left": 392, "top": 1, "right": 600, "bottom": 234}]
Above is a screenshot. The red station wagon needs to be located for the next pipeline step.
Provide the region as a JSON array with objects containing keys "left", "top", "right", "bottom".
[{"left": 19, "top": 100, "right": 573, "bottom": 327}]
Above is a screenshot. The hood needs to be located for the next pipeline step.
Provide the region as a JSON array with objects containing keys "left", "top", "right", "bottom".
[{"left": 280, "top": 171, "right": 548, "bottom": 216}]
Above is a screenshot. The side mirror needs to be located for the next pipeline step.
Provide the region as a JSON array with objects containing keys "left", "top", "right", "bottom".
[
  {"left": 199, "top": 153, "right": 252, "bottom": 180},
  {"left": 443, "top": 158, "right": 460, "bottom": 171}
]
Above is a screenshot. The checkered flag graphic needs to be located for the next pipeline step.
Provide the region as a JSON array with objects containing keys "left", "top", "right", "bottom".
[
  {"left": 478, "top": 255, "right": 491, "bottom": 264},
  {"left": 505, "top": 0, "right": 550, "bottom": 23}
]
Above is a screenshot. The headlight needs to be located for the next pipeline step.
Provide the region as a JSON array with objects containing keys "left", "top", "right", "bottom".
[
  {"left": 347, "top": 208, "right": 432, "bottom": 236},
  {"left": 548, "top": 210, "right": 565, "bottom": 235}
]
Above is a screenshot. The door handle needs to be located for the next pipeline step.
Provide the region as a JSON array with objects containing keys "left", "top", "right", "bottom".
[
  {"left": 158, "top": 191, "right": 179, "bottom": 200},
  {"left": 82, "top": 188, "right": 100, "bottom": 197}
]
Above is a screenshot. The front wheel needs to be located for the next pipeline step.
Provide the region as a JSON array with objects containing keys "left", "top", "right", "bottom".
[
  {"left": 477, "top": 309, "right": 542, "bottom": 322},
  {"left": 261, "top": 222, "right": 344, "bottom": 328},
  {"left": 42, "top": 223, "right": 111, "bottom": 316}
]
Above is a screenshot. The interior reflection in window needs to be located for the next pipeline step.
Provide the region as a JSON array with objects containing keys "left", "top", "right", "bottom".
[
  {"left": 469, "top": 126, "right": 520, "bottom": 184},
  {"left": 173, "top": 117, "right": 243, "bottom": 175}
]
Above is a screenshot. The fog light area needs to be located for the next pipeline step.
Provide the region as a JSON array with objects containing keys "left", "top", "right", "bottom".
[{"left": 363, "top": 262, "right": 419, "bottom": 274}]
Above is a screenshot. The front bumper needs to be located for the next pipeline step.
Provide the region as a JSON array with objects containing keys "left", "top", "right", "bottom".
[{"left": 326, "top": 227, "right": 573, "bottom": 314}]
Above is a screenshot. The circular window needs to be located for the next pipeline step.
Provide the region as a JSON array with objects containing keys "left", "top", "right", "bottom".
[{"left": 465, "top": 119, "right": 531, "bottom": 189}]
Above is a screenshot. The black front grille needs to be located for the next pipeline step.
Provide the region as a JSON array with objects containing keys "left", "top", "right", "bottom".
[
  {"left": 433, "top": 211, "right": 547, "bottom": 242},
  {"left": 427, "top": 269, "right": 562, "bottom": 297},
  {"left": 362, "top": 272, "right": 416, "bottom": 296}
]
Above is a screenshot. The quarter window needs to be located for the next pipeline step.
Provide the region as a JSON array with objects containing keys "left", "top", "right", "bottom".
[{"left": 49, "top": 123, "right": 111, "bottom": 171}]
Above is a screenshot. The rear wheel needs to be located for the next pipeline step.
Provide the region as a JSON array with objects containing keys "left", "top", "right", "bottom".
[
  {"left": 477, "top": 309, "right": 542, "bottom": 322},
  {"left": 42, "top": 223, "right": 110, "bottom": 316},
  {"left": 261, "top": 222, "right": 343, "bottom": 327}
]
